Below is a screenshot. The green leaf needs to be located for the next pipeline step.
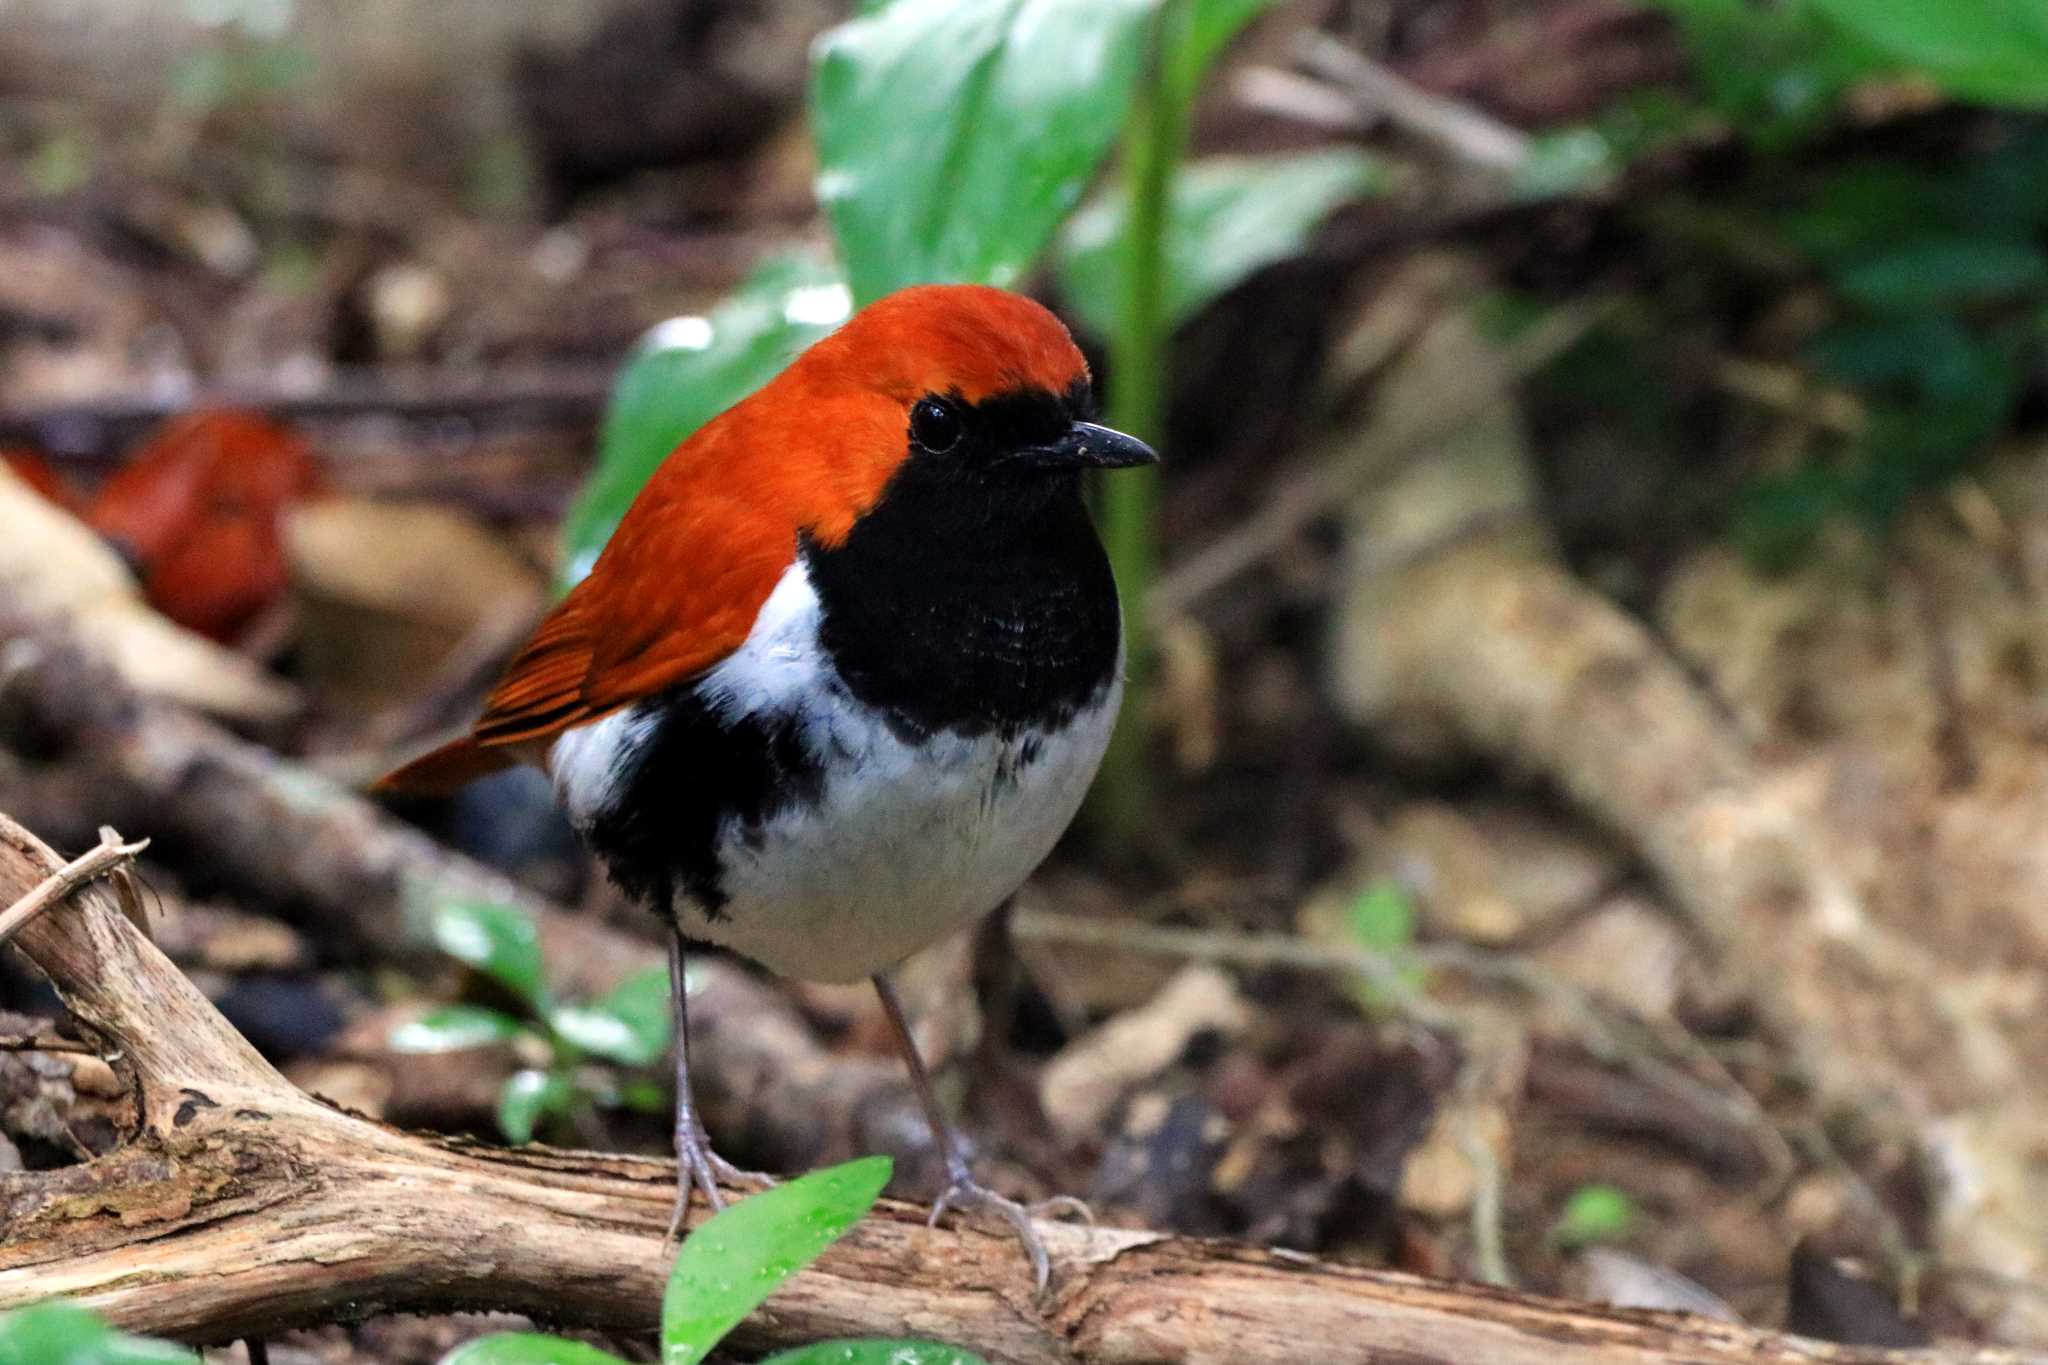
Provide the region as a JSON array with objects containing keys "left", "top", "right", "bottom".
[
  {"left": 1347, "top": 881, "right": 1416, "bottom": 953},
  {"left": 560, "top": 254, "right": 851, "bottom": 586},
  {"left": 0, "top": 1304, "right": 197, "bottom": 1365},
  {"left": 1551, "top": 1183, "right": 1638, "bottom": 1249},
  {"left": 390, "top": 1005, "right": 528, "bottom": 1054},
  {"left": 1510, "top": 128, "right": 1618, "bottom": 201},
  {"left": 759, "top": 1343, "right": 990, "bottom": 1365},
  {"left": 431, "top": 900, "right": 546, "bottom": 1008},
  {"left": 498, "top": 1069, "right": 572, "bottom": 1145},
  {"left": 1830, "top": 237, "right": 2048, "bottom": 312},
  {"left": 1057, "top": 149, "right": 1386, "bottom": 336},
  {"left": 440, "top": 1334, "right": 629, "bottom": 1365},
  {"left": 1343, "top": 880, "right": 1427, "bottom": 1014},
  {"left": 1807, "top": 315, "right": 1984, "bottom": 397},
  {"left": 1170, "top": 0, "right": 1284, "bottom": 98},
  {"left": 549, "top": 965, "right": 673, "bottom": 1067},
  {"left": 661, "top": 1155, "right": 893, "bottom": 1365},
  {"left": 811, "top": 0, "right": 1155, "bottom": 305},
  {"left": 1807, "top": 0, "right": 2048, "bottom": 106}
]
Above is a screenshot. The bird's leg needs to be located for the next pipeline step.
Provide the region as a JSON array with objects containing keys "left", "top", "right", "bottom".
[
  {"left": 871, "top": 971, "right": 1086, "bottom": 1290},
  {"left": 667, "top": 929, "right": 730, "bottom": 1241}
]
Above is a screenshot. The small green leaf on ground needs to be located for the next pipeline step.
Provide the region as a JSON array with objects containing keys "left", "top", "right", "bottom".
[
  {"left": 759, "top": 1342, "right": 991, "bottom": 1365},
  {"left": 1511, "top": 128, "right": 1618, "bottom": 201},
  {"left": 441, "top": 1334, "right": 629, "bottom": 1365},
  {"left": 0, "top": 1303, "right": 197, "bottom": 1365},
  {"left": 390, "top": 1005, "right": 528, "bottom": 1054},
  {"left": 1057, "top": 148, "right": 1386, "bottom": 337},
  {"left": 1551, "top": 1183, "right": 1638, "bottom": 1249},
  {"left": 1343, "top": 880, "right": 1426, "bottom": 1013},
  {"left": 431, "top": 900, "right": 546, "bottom": 1007},
  {"left": 662, "top": 1156, "right": 894, "bottom": 1365},
  {"left": 560, "top": 254, "right": 850, "bottom": 587},
  {"left": 550, "top": 964, "right": 672, "bottom": 1066},
  {"left": 1347, "top": 880, "right": 1416, "bottom": 952},
  {"left": 498, "top": 1068, "right": 572, "bottom": 1145},
  {"left": 812, "top": 0, "right": 1154, "bottom": 305}
]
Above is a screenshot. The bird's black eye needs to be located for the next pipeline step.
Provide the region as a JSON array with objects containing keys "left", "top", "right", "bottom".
[{"left": 910, "top": 398, "right": 963, "bottom": 453}]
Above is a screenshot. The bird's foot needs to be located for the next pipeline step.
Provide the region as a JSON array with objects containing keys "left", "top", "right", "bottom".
[
  {"left": 667, "top": 1127, "right": 778, "bottom": 1245},
  {"left": 926, "top": 1165, "right": 1092, "bottom": 1291}
]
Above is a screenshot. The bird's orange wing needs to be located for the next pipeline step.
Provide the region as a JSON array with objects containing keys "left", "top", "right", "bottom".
[{"left": 377, "top": 430, "right": 804, "bottom": 796}]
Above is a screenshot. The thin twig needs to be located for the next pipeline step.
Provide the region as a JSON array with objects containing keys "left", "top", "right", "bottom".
[
  {"left": 0, "top": 1032, "right": 94, "bottom": 1053},
  {"left": 1296, "top": 33, "right": 1531, "bottom": 173},
  {"left": 0, "top": 826, "right": 148, "bottom": 949}
]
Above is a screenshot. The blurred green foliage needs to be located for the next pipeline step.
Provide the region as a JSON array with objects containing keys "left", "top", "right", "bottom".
[
  {"left": 1343, "top": 879, "right": 1429, "bottom": 1015},
  {"left": 0, "top": 1304, "right": 195, "bottom": 1365},
  {"left": 397, "top": 898, "right": 674, "bottom": 1144},
  {"left": 1522, "top": 2, "right": 2048, "bottom": 569}
]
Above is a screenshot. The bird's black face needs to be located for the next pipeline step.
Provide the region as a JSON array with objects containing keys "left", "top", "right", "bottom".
[
  {"left": 903, "top": 380, "right": 1157, "bottom": 488},
  {"left": 804, "top": 376, "right": 1143, "bottom": 738}
]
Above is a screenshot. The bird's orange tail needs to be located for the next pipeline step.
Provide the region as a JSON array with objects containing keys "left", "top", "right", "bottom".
[{"left": 375, "top": 735, "right": 516, "bottom": 797}]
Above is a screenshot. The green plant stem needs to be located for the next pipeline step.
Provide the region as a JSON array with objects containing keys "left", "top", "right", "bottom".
[{"left": 1094, "top": 1, "right": 1190, "bottom": 843}]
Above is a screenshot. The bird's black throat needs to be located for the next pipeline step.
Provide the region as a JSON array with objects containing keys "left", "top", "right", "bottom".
[{"left": 802, "top": 402, "right": 1124, "bottom": 742}]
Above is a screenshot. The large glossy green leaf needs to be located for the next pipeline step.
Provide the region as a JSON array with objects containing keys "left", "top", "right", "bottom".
[
  {"left": 0, "top": 1304, "right": 196, "bottom": 1365},
  {"left": 431, "top": 900, "right": 546, "bottom": 1008},
  {"left": 560, "top": 255, "right": 851, "bottom": 587},
  {"left": 549, "top": 964, "right": 672, "bottom": 1067},
  {"left": 389, "top": 1005, "right": 528, "bottom": 1054},
  {"left": 662, "top": 1156, "right": 893, "bottom": 1365},
  {"left": 758, "top": 1342, "right": 990, "bottom": 1365},
  {"left": 811, "top": 0, "right": 1155, "bottom": 305},
  {"left": 440, "top": 1334, "right": 628, "bottom": 1365},
  {"left": 1057, "top": 149, "right": 1385, "bottom": 336},
  {"left": 1808, "top": 0, "right": 2048, "bottom": 106}
]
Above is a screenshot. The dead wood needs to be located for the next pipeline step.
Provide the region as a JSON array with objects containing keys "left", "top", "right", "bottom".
[{"left": 0, "top": 810, "right": 2035, "bottom": 1365}]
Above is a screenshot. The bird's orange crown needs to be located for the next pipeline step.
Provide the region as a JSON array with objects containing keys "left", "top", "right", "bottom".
[{"left": 380, "top": 284, "right": 1092, "bottom": 794}]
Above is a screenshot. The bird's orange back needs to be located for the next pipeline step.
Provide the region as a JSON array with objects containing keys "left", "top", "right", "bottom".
[{"left": 379, "top": 284, "right": 1091, "bottom": 796}]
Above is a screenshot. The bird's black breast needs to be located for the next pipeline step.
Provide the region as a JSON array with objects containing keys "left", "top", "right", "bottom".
[{"left": 802, "top": 468, "right": 1122, "bottom": 742}]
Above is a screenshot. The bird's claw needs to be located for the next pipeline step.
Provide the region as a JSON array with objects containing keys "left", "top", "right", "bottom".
[
  {"left": 666, "top": 1128, "right": 776, "bottom": 1246},
  {"left": 927, "top": 1168, "right": 1087, "bottom": 1292},
  {"left": 705, "top": 1148, "right": 778, "bottom": 1192}
]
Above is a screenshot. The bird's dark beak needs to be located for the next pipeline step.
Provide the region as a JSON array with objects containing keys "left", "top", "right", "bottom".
[{"left": 1038, "top": 421, "right": 1158, "bottom": 470}]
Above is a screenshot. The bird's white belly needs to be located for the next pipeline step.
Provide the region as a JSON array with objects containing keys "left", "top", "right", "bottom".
[
  {"left": 696, "top": 688, "right": 1117, "bottom": 982},
  {"left": 549, "top": 559, "right": 1122, "bottom": 984}
]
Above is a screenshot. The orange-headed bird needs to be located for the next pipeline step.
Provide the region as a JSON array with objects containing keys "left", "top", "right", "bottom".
[{"left": 381, "top": 284, "right": 1155, "bottom": 1283}]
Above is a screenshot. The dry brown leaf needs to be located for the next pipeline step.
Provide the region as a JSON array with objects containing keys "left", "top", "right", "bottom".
[{"left": 286, "top": 497, "right": 544, "bottom": 712}]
